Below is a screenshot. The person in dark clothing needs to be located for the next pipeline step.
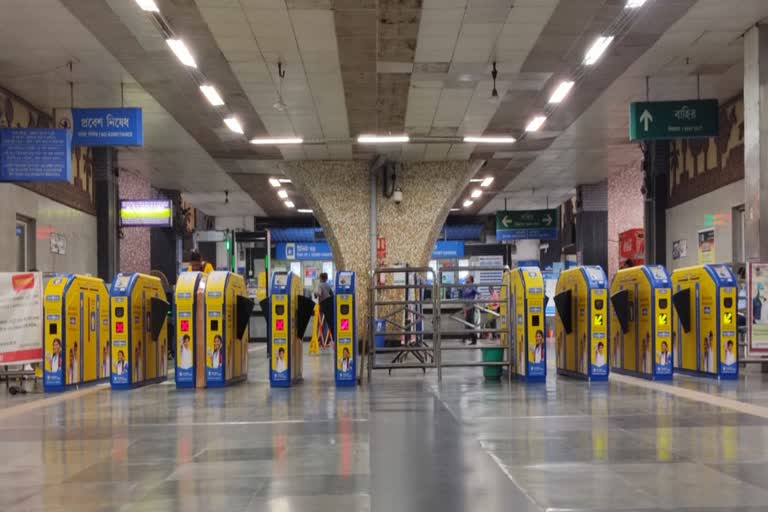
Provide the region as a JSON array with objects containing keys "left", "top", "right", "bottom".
[{"left": 462, "top": 275, "right": 479, "bottom": 345}]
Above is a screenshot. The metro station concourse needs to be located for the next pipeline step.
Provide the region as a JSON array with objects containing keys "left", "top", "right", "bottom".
[{"left": 5, "top": 0, "right": 768, "bottom": 511}]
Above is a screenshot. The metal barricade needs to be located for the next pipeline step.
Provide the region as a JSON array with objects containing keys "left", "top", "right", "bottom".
[
  {"left": 435, "top": 266, "right": 511, "bottom": 381},
  {"left": 366, "top": 267, "right": 437, "bottom": 380}
]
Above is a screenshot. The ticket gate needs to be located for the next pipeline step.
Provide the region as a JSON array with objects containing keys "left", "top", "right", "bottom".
[
  {"left": 334, "top": 271, "right": 356, "bottom": 387},
  {"left": 109, "top": 273, "right": 170, "bottom": 389},
  {"left": 609, "top": 265, "right": 673, "bottom": 380},
  {"left": 554, "top": 266, "right": 609, "bottom": 381},
  {"left": 174, "top": 271, "right": 206, "bottom": 388},
  {"left": 509, "top": 267, "right": 546, "bottom": 382},
  {"left": 43, "top": 275, "right": 110, "bottom": 391},
  {"left": 270, "top": 272, "right": 314, "bottom": 387},
  {"left": 671, "top": 264, "right": 738, "bottom": 380}
]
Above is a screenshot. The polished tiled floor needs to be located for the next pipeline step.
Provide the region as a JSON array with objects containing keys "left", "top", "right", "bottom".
[{"left": 3, "top": 344, "right": 768, "bottom": 511}]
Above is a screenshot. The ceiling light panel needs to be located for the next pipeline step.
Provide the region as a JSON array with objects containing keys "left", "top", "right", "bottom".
[
  {"left": 135, "top": 0, "right": 159, "bottom": 12},
  {"left": 357, "top": 135, "right": 409, "bottom": 144},
  {"left": 525, "top": 115, "right": 547, "bottom": 132},
  {"left": 277, "top": 189, "right": 288, "bottom": 199},
  {"left": 199, "top": 85, "right": 225, "bottom": 106},
  {"left": 584, "top": 36, "right": 614, "bottom": 66},
  {"left": 166, "top": 39, "right": 197, "bottom": 68},
  {"left": 548, "top": 81, "right": 575, "bottom": 104},
  {"left": 223, "top": 117, "right": 244, "bottom": 134}
]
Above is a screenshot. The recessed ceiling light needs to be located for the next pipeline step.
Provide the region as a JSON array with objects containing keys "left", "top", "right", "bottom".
[
  {"left": 463, "top": 136, "right": 516, "bottom": 144},
  {"left": 480, "top": 177, "right": 494, "bottom": 187},
  {"left": 277, "top": 189, "right": 288, "bottom": 199},
  {"left": 199, "top": 84, "right": 225, "bottom": 106},
  {"left": 223, "top": 117, "right": 243, "bottom": 134},
  {"left": 471, "top": 189, "right": 482, "bottom": 199},
  {"left": 357, "top": 134, "right": 409, "bottom": 144},
  {"left": 463, "top": 199, "right": 474, "bottom": 208},
  {"left": 548, "top": 80, "right": 575, "bottom": 104},
  {"left": 298, "top": 208, "right": 313, "bottom": 213},
  {"left": 250, "top": 137, "right": 303, "bottom": 145},
  {"left": 135, "top": 0, "right": 159, "bottom": 12},
  {"left": 268, "top": 178, "right": 281, "bottom": 188},
  {"left": 584, "top": 36, "right": 614, "bottom": 66},
  {"left": 525, "top": 115, "right": 547, "bottom": 132},
  {"left": 166, "top": 39, "right": 197, "bottom": 68},
  {"left": 626, "top": 0, "right": 647, "bottom": 7},
  {"left": 285, "top": 200, "right": 295, "bottom": 208}
]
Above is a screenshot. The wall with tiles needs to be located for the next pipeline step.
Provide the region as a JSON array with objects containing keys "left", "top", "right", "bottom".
[
  {"left": 666, "top": 179, "right": 744, "bottom": 271},
  {"left": 0, "top": 183, "right": 97, "bottom": 274},
  {"left": 283, "top": 160, "right": 473, "bottom": 338},
  {"left": 118, "top": 170, "right": 152, "bottom": 274},
  {"left": 608, "top": 160, "right": 644, "bottom": 279}
]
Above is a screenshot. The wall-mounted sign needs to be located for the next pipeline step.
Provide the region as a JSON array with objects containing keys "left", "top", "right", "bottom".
[
  {"left": 672, "top": 239, "right": 687, "bottom": 260},
  {"left": 276, "top": 242, "right": 333, "bottom": 261},
  {"left": 71, "top": 107, "right": 143, "bottom": 146},
  {"left": 50, "top": 233, "right": 66, "bottom": 255},
  {"left": 629, "top": 99, "right": 719, "bottom": 141},
  {"left": 432, "top": 240, "right": 464, "bottom": 259},
  {"left": 697, "top": 228, "right": 715, "bottom": 264},
  {"left": 0, "top": 128, "right": 72, "bottom": 182},
  {"left": 496, "top": 209, "right": 559, "bottom": 241},
  {"left": 120, "top": 200, "right": 173, "bottom": 227}
]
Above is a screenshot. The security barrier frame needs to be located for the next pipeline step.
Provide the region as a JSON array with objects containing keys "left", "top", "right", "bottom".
[{"left": 365, "top": 265, "right": 512, "bottom": 382}]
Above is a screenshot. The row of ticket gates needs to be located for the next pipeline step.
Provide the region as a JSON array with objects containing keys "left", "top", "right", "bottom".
[
  {"left": 42, "top": 269, "right": 358, "bottom": 392},
  {"left": 506, "top": 262, "right": 739, "bottom": 382}
]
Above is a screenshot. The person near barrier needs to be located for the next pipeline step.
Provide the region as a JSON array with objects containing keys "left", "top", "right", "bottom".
[
  {"left": 187, "top": 250, "right": 214, "bottom": 274},
  {"left": 314, "top": 273, "right": 334, "bottom": 346},
  {"left": 486, "top": 285, "right": 500, "bottom": 340},
  {"left": 462, "top": 275, "right": 479, "bottom": 345}
]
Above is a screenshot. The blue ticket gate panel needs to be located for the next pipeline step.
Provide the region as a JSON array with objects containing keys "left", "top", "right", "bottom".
[
  {"left": 270, "top": 272, "right": 303, "bottom": 387},
  {"left": 334, "top": 271, "right": 356, "bottom": 387},
  {"left": 43, "top": 274, "right": 110, "bottom": 392},
  {"left": 671, "top": 264, "right": 738, "bottom": 380},
  {"left": 555, "top": 266, "right": 609, "bottom": 381},
  {"left": 610, "top": 265, "right": 673, "bottom": 380},
  {"left": 109, "top": 273, "right": 170, "bottom": 389},
  {"left": 510, "top": 267, "right": 546, "bottom": 382}
]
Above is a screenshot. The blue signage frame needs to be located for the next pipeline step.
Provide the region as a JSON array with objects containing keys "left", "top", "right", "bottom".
[
  {"left": 72, "top": 107, "right": 143, "bottom": 146},
  {"left": 0, "top": 128, "right": 72, "bottom": 182},
  {"left": 432, "top": 240, "right": 464, "bottom": 259},
  {"left": 276, "top": 242, "right": 333, "bottom": 261}
]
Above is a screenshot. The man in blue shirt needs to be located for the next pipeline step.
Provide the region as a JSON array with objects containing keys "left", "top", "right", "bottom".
[{"left": 462, "top": 275, "right": 479, "bottom": 345}]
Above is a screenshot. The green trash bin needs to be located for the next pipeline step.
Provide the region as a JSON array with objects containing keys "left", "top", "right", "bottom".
[{"left": 481, "top": 347, "right": 505, "bottom": 380}]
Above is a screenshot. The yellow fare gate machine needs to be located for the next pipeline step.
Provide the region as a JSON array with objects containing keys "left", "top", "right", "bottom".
[
  {"left": 508, "top": 267, "right": 546, "bottom": 382},
  {"left": 609, "top": 265, "right": 673, "bottom": 380},
  {"left": 671, "top": 264, "right": 738, "bottom": 380},
  {"left": 334, "top": 271, "right": 356, "bottom": 387},
  {"left": 43, "top": 275, "right": 111, "bottom": 391},
  {"left": 109, "top": 273, "right": 171, "bottom": 389},
  {"left": 554, "top": 266, "right": 609, "bottom": 381},
  {"left": 269, "top": 272, "right": 315, "bottom": 387}
]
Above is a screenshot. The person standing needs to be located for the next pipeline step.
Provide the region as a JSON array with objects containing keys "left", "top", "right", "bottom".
[
  {"left": 462, "top": 275, "right": 479, "bottom": 345},
  {"left": 314, "top": 273, "right": 334, "bottom": 342},
  {"left": 187, "top": 250, "right": 214, "bottom": 274}
]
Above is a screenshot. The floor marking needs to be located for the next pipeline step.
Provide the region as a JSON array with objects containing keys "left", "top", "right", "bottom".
[
  {"left": 482, "top": 441, "right": 543, "bottom": 511},
  {"left": 0, "top": 383, "right": 109, "bottom": 420},
  {"left": 611, "top": 372, "right": 768, "bottom": 419}
]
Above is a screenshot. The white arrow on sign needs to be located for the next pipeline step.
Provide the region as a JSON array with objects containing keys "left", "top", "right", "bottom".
[
  {"left": 639, "top": 109, "right": 653, "bottom": 131},
  {"left": 502, "top": 215, "right": 513, "bottom": 228},
  {"left": 542, "top": 214, "right": 553, "bottom": 226}
]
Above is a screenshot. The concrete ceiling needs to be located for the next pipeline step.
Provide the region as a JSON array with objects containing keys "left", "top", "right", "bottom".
[{"left": 0, "top": 0, "right": 761, "bottom": 218}]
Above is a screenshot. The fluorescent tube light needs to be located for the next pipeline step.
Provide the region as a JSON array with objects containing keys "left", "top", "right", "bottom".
[
  {"left": 224, "top": 117, "right": 243, "bottom": 134},
  {"left": 463, "top": 199, "right": 474, "bottom": 208},
  {"left": 471, "top": 189, "right": 482, "bottom": 199},
  {"left": 298, "top": 209, "right": 313, "bottom": 213},
  {"left": 548, "top": 80, "right": 575, "bottom": 104},
  {"left": 463, "top": 136, "right": 516, "bottom": 144},
  {"left": 450, "top": 208, "right": 460, "bottom": 212},
  {"left": 285, "top": 200, "right": 295, "bottom": 208},
  {"left": 250, "top": 137, "right": 303, "bottom": 145},
  {"left": 357, "top": 134, "right": 409, "bottom": 144},
  {"left": 278, "top": 179, "right": 291, "bottom": 183},
  {"left": 584, "top": 36, "right": 613, "bottom": 66},
  {"left": 135, "top": 0, "right": 159, "bottom": 12},
  {"left": 480, "top": 177, "right": 494, "bottom": 187},
  {"left": 525, "top": 115, "right": 547, "bottom": 132},
  {"left": 166, "top": 39, "right": 197, "bottom": 68},
  {"left": 626, "top": 0, "right": 647, "bottom": 7},
  {"left": 199, "top": 85, "right": 224, "bottom": 106},
  {"left": 269, "top": 178, "right": 281, "bottom": 188},
  {"left": 277, "top": 189, "right": 288, "bottom": 199}
]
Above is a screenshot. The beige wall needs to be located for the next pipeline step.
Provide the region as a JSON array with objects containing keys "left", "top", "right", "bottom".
[{"left": 0, "top": 183, "right": 97, "bottom": 274}]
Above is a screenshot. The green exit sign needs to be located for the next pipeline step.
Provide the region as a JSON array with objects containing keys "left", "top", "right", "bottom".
[{"left": 629, "top": 99, "right": 719, "bottom": 141}]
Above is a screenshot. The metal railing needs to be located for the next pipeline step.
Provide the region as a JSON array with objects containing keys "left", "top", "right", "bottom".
[
  {"left": 365, "top": 265, "right": 512, "bottom": 382},
  {"left": 435, "top": 266, "right": 511, "bottom": 381},
  {"left": 366, "top": 267, "right": 437, "bottom": 380}
]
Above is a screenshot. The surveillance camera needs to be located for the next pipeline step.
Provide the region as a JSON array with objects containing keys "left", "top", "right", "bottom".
[{"left": 393, "top": 188, "right": 403, "bottom": 204}]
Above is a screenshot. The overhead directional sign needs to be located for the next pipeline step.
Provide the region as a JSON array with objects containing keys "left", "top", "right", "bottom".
[
  {"left": 629, "top": 99, "right": 719, "bottom": 141},
  {"left": 496, "top": 209, "right": 559, "bottom": 241}
]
